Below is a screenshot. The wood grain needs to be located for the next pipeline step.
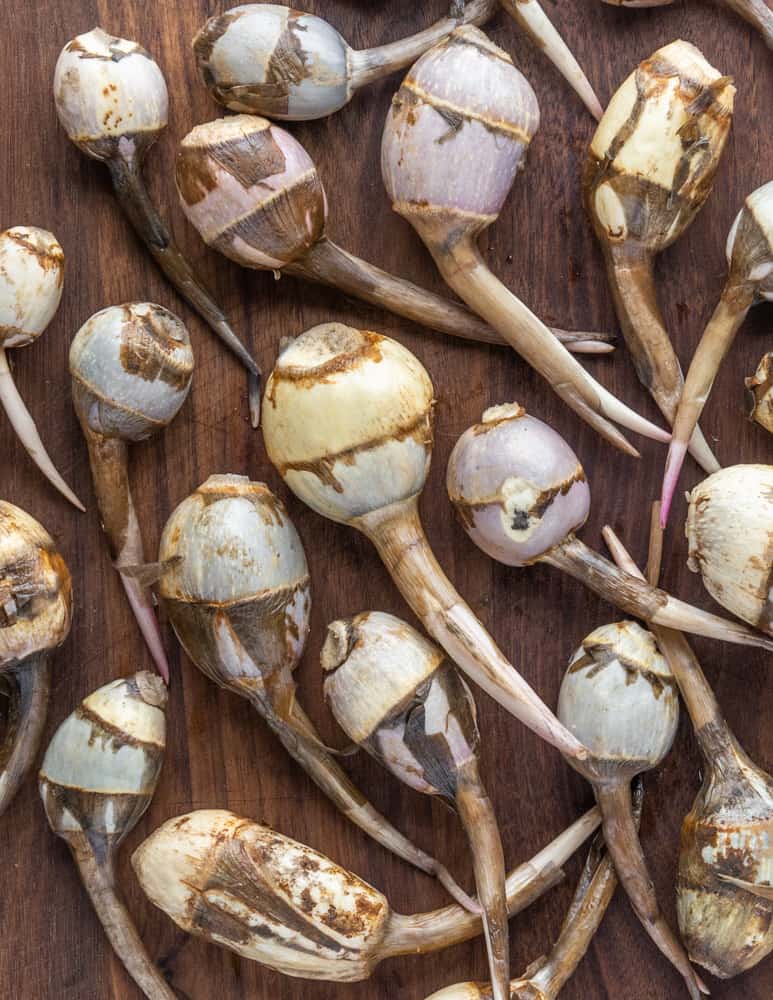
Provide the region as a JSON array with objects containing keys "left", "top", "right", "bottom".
[{"left": 1, "top": 2, "right": 772, "bottom": 998}]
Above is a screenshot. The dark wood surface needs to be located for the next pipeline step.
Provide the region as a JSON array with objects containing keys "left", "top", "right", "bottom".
[{"left": 2, "top": 1, "right": 772, "bottom": 997}]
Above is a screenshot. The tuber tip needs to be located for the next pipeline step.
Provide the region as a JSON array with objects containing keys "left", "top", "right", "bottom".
[
  {"left": 660, "top": 439, "right": 689, "bottom": 528},
  {"left": 119, "top": 573, "right": 170, "bottom": 684},
  {"left": 248, "top": 372, "right": 261, "bottom": 429}
]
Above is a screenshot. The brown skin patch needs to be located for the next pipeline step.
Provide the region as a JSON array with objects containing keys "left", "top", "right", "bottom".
[
  {"left": 568, "top": 643, "right": 676, "bottom": 699},
  {"left": 265, "top": 12, "right": 308, "bottom": 96},
  {"left": 268, "top": 330, "right": 384, "bottom": 395},
  {"left": 284, "top": 596, "right": 303, "bottom": 646},
  {"left": 201, "top": 11, "right": 312, "bottom": 117},
  {"left": 160, "top": 577, "right": 309, "bottom": 722},
  {"left": 728, "top": 206, "right": 773, "bottom": 294},
  {"left": 451, "top": 465, "right": 586, "bottom": 531},
  {"left": 584, "top": 60, "right": 733, "bottom": 253},
  {"left": 321, "top": 617, "right": 358, "bottom": 678},
  {"left": 679, "top": 808, "right": 773, "bottom": 973},
  {"left": 276, "top": 454, "right": 345, "bottom": 493},
  {"left": 688, "top": 818, "right": 759, "bottom": 881},
  {"left": 175, "top": 147, "right": 219, "bottom": 206},
  {"left": 43, "top": 550, "right": 72, "bottom": 615},
  {"left": 352, "top": 892, "right": 383, "bottom": 923},
  {"left": 193, "top": 895, "right": 253, "bottom": 946},
  {"left": 400, "top": 664, "right": 479, "bottom": 802},
  {"left": 67, "top": 37, "right": 150, "bottom": 63},
  {"left": 196, "top": 481, "right": 288, "bottom": 527},
  {"left": 6, "top": 231, "right": 63, "bottom": 275},
  {"left": 472, "top": 405, "right": 526, "bottom": 433},
  {"left": 80, "top": 130, "right": 159, "bottom": 163},
  {"left": 746, "top": 353, "right": 773, "bottom": 425},
  {"left": 274, "top": 409, "right": 433, "bottom": 492},
  {"left": 193, "top": 10, "right": 246, "bottom": 67},
  {"left": 677, "top": 739, "right": 773, "bottom": 978},
  {"left": 176, "top": 126, "right": 286, "bottom": 207},
  {"left": 0, "top": 541, "right": 71, "bottom": 652},
  {"left": 203, "top": 127, "right": 287, "bottom": 192},
  {"left": 434, "top": 107, "right": 465, "bottom": 145},
  {"left": 213, "top": 171, "right": 326, "bottom": 269},
  {"left": 118, "top": 306, "right": 193, "bottom": 389},
  {"left": 0, "top": 551, "right": 46, "bottom": 627},
  {"left": 42, "top": 766, "right": 161, "bottom": 842},
  {"left": 75, "top": 702, "right": 161, "bottom": 755},
  {"left": 203, "top": 837, "right": 357, "bottom": 954},
  {"left": 253, "top": 488, "right": 288, "bottom": 529},
  {"left": 531, "top": 468, "right": 587, "bottom": 520}
]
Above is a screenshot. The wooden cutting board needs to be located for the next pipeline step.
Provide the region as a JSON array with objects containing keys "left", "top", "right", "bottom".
[{"left": 2, "top": 1, "right": 772, "bottom": 997}]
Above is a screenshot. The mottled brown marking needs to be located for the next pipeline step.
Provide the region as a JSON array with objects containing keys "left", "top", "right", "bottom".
[
  {"left": 6, "top": 231, "right": 63, "bottom": 276},
  {"left": 353, "top": 892, "right": 384, "bottom": 924},
  {"left": 746, "top": 353, "right": 773, "bottom": 426},
  {"left": 203, "top": 837, "right": 354, "bottom": 953},
  {"left": 0, "top": 536, "right": 70, "bottom": 651},
  {"left": 118, "top": 306, "right": 193, "bottom": 389},
  {"left": 0, "top": 550, "right": 45, "bottom": 628},
  {"left": 68, "top": 37, "right": 150, "bottom": 63},
  {"left": 568, "top": 642, "right": 676, "bottom": 699},
  {"left": 678, "top": 728, "right": 773, "bottom": 980},
  {"left": 585, "top": 57, "right": 733, "bottom": 253},
  {"left": 688, "top": 74, "right": 734, "bottom": 121}
]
